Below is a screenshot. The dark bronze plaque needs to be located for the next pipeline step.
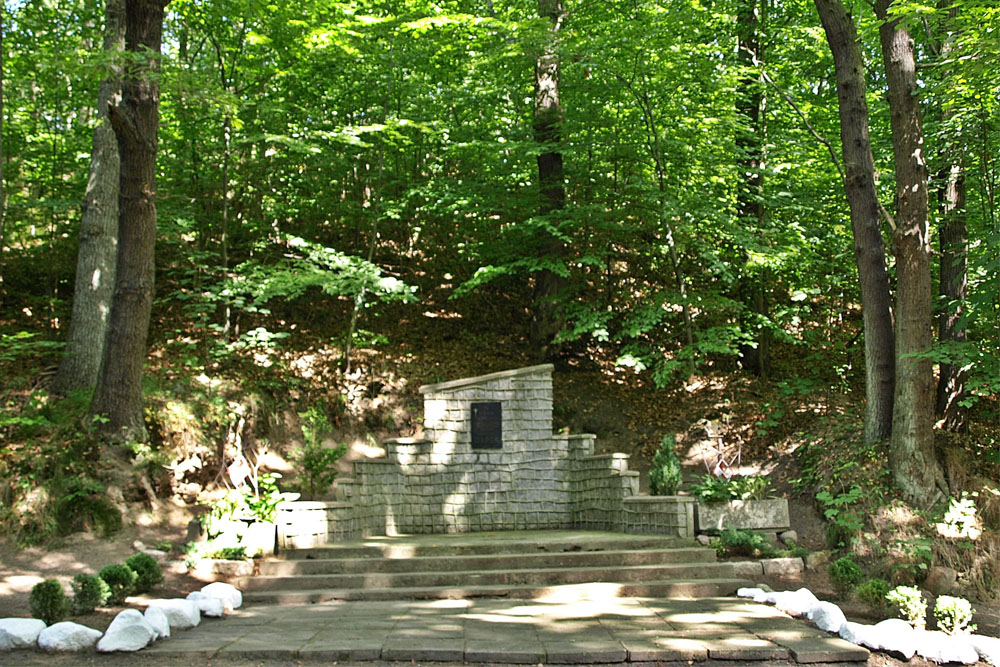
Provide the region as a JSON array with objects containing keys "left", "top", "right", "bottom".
[{"left": 471, "top": 402, "right": 502, "bottom": 449}]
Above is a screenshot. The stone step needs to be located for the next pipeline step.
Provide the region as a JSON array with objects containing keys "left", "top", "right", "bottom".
[
  {"left": 243, "top": 577, "right": 752, "bottom": 605},
  {"left": 279, "top": 531, "right": 690, "bottom": 560},
  {"left": 259, "top": 546, "right": 716, "bottom": 576},
  {"left": 247, "top": 560, "right": 738, "bottom": 592}
]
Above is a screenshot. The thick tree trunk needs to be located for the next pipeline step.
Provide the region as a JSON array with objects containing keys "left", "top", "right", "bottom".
[
  {"left": 53, "top": 0, "right": 125, "bottom": 396},
  {"left": 529, "top": 0, "right": 567, "bottom": 361},
  {"left": 735, "top": 0, "right": 770, "bottom": 378},
  {"left": 876, "top": 0, "right": 947, "bottom": 504},
  {"left": 936, "top": 165, "right": 968, "bottom": 430},
  {"left": 814, "top": 0, "right": 895, "bottom": 443},
  {"left": 91, "top": 0, "right": 168, "bottom": 443}
]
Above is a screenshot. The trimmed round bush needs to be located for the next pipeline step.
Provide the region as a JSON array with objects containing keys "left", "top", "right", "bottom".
[
  {"left": 649, "top": 435, "right": 683, "bottom": 496},
  {"left": 99, "top": 563, "right": 138, "bottom": 604},
  {"left": 828, "top": 556, "right": 864, "bottom": 595},
  {"left": 125, "top": 553, "right": 164, "bottom": 594},
  {"left": 72, "top": 573, "right": 111, "bottom": 613},
  {"left": 30, "top": 579, "right": 69, "bottom": 624},
  {"left": 856, "top": 577, "right": 891, "bottom": 612}
]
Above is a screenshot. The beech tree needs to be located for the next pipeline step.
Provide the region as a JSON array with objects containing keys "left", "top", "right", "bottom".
[
  {"left": 814, "top": 0, "right": 895, "bottom": 444},
  {"left": 529, "top": 0, "right": 567, "bottom": 360},
  {"left": 876, "top": 0, "right": 947, "bottom": 503},
  {"left": 54, "top": 0, "right": 126, "bottom": 395},
  {"left": 91, "top": 0, "right": 169, "bottom": 442}
]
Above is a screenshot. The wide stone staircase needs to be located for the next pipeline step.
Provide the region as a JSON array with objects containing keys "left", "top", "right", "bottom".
[{"left": 243, "top": 530, "right": 753, "bottom": 606}]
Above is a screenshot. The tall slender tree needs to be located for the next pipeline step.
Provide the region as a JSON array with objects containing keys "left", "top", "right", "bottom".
[
  {"left": 529, "top": 0, "right": 567, "bottom": 360},
  {"left": 814, "top": 0, "right": 896, "bottom": 443},
  {"left": 735, "top": 0, "right": 770, "bottom": 377},
  {"left": 53, "top": 0, "right": 126, "bottom": 395},
  {"left": 875, "top": 0, "right": 947, "bottom": 503},
  {"left": 91, "top": 0, "right": 169, "bottom": 443}
]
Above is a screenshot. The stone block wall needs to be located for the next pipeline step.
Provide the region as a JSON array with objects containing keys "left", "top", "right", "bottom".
[{"left": 276, "top": 365, "right": 696, "bottom": 547}]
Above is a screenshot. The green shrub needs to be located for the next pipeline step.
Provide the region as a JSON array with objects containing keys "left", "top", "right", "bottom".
[
  {"left": 649, "top": 435, "right": 683, "bottom": 496},
  {"left": 934, "top": 595, "right": 976, "bottom": 635},
  {"left": 828, "top": 556, "right": 865, "bottom": 595},
  {"left": 693, "top": 474, "right": 770, "bottom": 502},
  {"left": 856, "top": 577, "right": 891, "bottom": 612},
  {"left": 30, "top": 579, "right": 69, "bottom": 624},
  {"left": 98, "top": 563, "right": 137, "bottom": 604},
  {"left": 52, "top": 476, "right": 122, "bottom": 538},
  {"left": 71, "top": 573, "right": 111, "bottom": 614},
  {"left": 716, "top": 528, "right": 776, "bottom": 558},
  {"left": 209, "top": 546, "right": 248, "bottom": 560},
  {"left": 886, "top": 585, "right": 927, "bottom": 630},
  {"left": 295, "top": 407, "right": 348, "bottom": 498},
  {"left": 125, "top": 553, "right": 163, "bottom": 594}
]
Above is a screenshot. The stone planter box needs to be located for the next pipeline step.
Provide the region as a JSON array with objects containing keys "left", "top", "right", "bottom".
[{"left": 695, "top": 498, "right": 789, "bottom": 534}]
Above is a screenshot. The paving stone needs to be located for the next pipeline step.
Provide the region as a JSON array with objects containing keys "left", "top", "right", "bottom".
[
  {"left": 778, "top": 636, "right": 870, "bottom": 663},
  {"left": 298, "top": 641, "right": 383, "bottom": 661},
  {"left": 465, "top": 640, "right": 545, "bottom": 663},
  {"left": 702, "top": 634, "right": 790, "bottom": 660},
  {"left": 543, "top": 640, "right": 628, "bottom": 664},
  {"left": 381, "top": 643, "right": 465, "bottom": 661},
  {"left": 619, "top": 635, "right": 708, "bottom": 662}
]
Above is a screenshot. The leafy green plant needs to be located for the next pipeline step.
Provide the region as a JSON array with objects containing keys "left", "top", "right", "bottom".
[
  {"left": 890, "top": 535, "right": 933, "bottom": 582},
  {"left": 934, "top": 595, "right": 976, "bottom": 635},
  {"left": 886, "top": 585, "right": 927, "bottom": 630},
  {"left": 98, "top": 563, "right": 137, "bottom": 604},
  {"left": 52, "top": 476, "right": 122, "bottom": 538},
  {"left": 71, "top": 573, "right": 111, "bottom": 614},
  {"left": 125, "top": 553, "right": 164, "bottom": 594},
  {"left": 294, "top": 406, "right": 348, "bottom": 498},
  {"left": 816, "top": 485, "right": 864, "bottom": 547},
  {"left": 828, "top": 556, "right": 864, "bottom": 595},
  {"left": 649, "top": 434, "right": 683, "bottom": 496},
  {"left": 30, "top": 579, "right": 69, "bottom": 624},
  {"left": 712, "top": 528, "right": 777, "bottom": 558},
  {"left": 245, "top": 472, "right": 293, "bottom": 523},
  {"left": 856, "top": 578, "right": 891, "bottom": 613},
  {"left": 208, "top": 546, "right": 248, "bottom": 560},
  {"left": 693, "top": 474, "right": 769, "bottom": 502}
]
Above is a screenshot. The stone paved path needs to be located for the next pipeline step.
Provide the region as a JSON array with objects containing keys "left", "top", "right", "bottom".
[{"left": 143, "top": 593, "right": 869, "bottom": 664}]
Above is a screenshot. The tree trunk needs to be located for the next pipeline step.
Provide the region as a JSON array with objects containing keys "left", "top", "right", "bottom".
[
  {"left": 529, "top": 0, "right": 567, "bottom": 361},
  {"left": 53, "top": 0, "right": 125, "bottom": 396},
  {"left": 876, "top": 0, "right": 947, "bottom": 504},
  {"left": 736, "top": 0, "right": 770, "bottom": 378},
  {"left": 936, "top": 163, "right": 968, "bottom": 431},
  {"left": 91, "top": 0, "right": 168, "bottom": 443},
  {"left": 929, "top": 6, "right": 968, "bottom": 433},
  {"left": 814, "top": 0, "right": 895, "bottom": 443},
  {"left": 0, "top": 5, "right": 6, "bottom": 303}
]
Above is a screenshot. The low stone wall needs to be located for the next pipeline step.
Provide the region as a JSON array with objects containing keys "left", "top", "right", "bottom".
[{"left": 623, "top": 496, "right": 696, "bottom": 538}]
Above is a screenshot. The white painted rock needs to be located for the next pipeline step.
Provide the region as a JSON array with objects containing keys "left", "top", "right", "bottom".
[
  {"left": 0, "top": 618, "right": 47, "bottom": 648},
  {"left": 97, "top": 609, "right": 156, "bottom": 652},
  {"left": 37, "top": 622, "right": 102, "bottom": 652},
  {"left": 808, "top": 601, "right": 847, "bottom": 634},
  {"left": 737, "top": 587, "right": 764, "bottom": 599},
  {"left": 768, "top": 588, "right": 819, "bottom": 617},
  {"left": 971, "top": 634, "right": 1000, "bottom": 666},
  {"left": 863, "top": 618, "right": 917, "bottom": 659},
  {"left": 146, "top": 599, "right": 201, "bottom": 630},
  {"left": 143, "top": 606, "right": 171, "bottom": 640},
  {"left": 839, "top": 621, "right": 874, "bottom": 646},
  {"left": 0, "top": 628, "right": 12, "bottom": 651},
  {"left": 185, "top": 592, "right": 224, "bottom": 618},
  {"left": 200, "top": 582, "right": 242, "bottom": 611},
  {"left": 915, "top": 630, "right": 979, "bottom": 664}
]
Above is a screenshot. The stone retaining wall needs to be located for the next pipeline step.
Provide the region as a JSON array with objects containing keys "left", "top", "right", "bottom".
[{"left": 277, "top": 365, "right": 696, "bottom": 549}]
